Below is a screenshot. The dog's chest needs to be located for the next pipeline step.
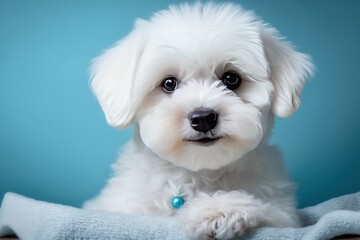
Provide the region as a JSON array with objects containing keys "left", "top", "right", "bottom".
[{"left": 128, "top": 166, "right": 246, "bottom": 215}]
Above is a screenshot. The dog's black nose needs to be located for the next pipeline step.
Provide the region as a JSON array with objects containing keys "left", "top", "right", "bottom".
[{"left": 189, "top": 109, "right": 218, "bottom": 133}]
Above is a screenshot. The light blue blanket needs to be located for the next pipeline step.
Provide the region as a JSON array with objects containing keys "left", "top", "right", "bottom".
[{"left": 0, "top": 192, "right": 359, "bottom": 240}]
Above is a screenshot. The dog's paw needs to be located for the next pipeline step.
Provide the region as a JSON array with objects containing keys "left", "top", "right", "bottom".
[
  {"left": 180, "top": 191, "right": 267, "bottom": 240},
  {"left": 186, "top": 208, "right": 259, "bottom": 239}
]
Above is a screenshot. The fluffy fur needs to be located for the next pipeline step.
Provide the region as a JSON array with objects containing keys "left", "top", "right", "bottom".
[{"left": 84, "top": 3, "right": 314, "bottom": 239}]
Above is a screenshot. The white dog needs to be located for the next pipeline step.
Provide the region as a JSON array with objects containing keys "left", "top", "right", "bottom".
[{"left": 84, "top": 2, "right": 314, "bottom": 239}]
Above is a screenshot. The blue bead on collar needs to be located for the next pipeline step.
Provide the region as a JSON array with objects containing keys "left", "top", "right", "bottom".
[{"left": 171, "top": 196, "right": 185, "bottom": 209}]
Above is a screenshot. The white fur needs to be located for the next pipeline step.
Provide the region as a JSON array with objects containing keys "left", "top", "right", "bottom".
[{"left": 84, "top": 2, "right": 314, "bottom": 239}]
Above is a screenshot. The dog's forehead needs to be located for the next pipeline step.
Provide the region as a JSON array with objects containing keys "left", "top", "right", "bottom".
[{"left": 143, "top": 5, "right": 268, "bottom": 79}]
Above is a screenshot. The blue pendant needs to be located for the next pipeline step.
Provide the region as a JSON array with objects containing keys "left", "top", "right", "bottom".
[{"left": 171, "top": 196, "right": 185, "bottom": 209}]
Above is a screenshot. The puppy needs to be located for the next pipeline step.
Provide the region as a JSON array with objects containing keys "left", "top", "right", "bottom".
[{"left": 84, "top": 2, "right": 314, "bottom": 239}]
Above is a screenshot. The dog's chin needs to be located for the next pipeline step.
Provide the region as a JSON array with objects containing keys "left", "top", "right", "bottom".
[{"left": 145, "top": 136, "right": 256, "bottom": 172}]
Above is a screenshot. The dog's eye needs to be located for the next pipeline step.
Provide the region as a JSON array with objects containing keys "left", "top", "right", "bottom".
[
  {"left": 161, "top": 77, "right": 178, "bottom": 93},
  {"left": 221, "top": 72, "right": 241, "bottom": 90}
]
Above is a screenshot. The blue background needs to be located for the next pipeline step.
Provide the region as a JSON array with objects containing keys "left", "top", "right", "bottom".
[{"left": 1, "top": 0, "right": 359, "bottom": 208}]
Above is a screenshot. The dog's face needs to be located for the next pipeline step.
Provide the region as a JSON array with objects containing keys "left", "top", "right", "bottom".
[{"left": 91, "top": 3, "right": 313, "bottom": 171}]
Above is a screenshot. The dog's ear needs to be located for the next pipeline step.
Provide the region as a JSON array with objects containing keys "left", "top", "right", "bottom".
[
  {"left": 260, "top": 26, "right": 314, "bottom": 118},
  {"left": 90, "top": 20, "right": 148, "bottom": 128}
]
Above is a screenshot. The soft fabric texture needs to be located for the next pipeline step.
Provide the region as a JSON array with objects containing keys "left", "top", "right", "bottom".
[{"left": 0, "top": 192, "right": 360, "bottom": 240}]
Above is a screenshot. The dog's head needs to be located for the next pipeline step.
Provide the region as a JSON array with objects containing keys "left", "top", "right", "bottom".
[{"left": 90, "top": 3, "right": 314, "bottom": 171}]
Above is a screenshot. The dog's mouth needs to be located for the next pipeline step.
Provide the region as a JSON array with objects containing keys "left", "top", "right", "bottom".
[{"left": 184, "top": 137, "right": 222, "bottom": 146}]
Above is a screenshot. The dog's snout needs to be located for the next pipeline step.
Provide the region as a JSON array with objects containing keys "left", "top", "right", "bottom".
[{"left": 189, "top": 109, "right": 218, "bottom": 133}]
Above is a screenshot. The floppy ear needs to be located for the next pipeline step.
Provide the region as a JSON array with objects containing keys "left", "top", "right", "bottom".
[
  {"left": 260, "top": 26, "right": 314, "bottom": 118},
  {"left": 90, "top": 21, "right": 148, "bottom": 128}
]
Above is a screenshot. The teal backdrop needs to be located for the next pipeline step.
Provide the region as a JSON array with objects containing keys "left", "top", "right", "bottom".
[{"left": 1, "top": 0, "right": 359, "bottom": 208}]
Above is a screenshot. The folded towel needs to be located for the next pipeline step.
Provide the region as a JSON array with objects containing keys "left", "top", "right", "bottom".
[
  {"left": 242, "top": 192, "right": 360, "bottom": 240},
  {"left": 0, "top": 192, "right": 359, "bottom": 240},
  {"left": 0, "top": 193, "right": 187, "bottom": 240}
]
